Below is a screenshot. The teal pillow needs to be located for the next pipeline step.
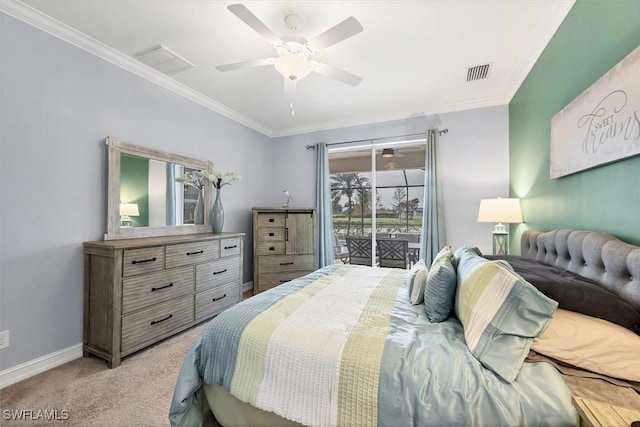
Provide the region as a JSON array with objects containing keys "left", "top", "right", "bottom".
[
  {"left": 404, "top": 259, "right": 428, "bottom": 305},
  {"left": 455, "top": 260, "right": 558, "bottom": 383},
  {"left": 424, "top": 247, "right": 457, "bottom": 323}
]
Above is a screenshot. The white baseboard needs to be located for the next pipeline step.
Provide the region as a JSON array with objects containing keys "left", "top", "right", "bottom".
[
  {"left": 0, "top": 343, "right": 83, "bottom": 389},
  {"left": 242, "top": 281, "right": 253, "bottom": 293}
]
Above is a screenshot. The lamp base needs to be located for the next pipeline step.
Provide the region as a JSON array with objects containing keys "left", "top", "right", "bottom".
[{"left": 492, "top": 230, "right": 509, "bottom": 255}]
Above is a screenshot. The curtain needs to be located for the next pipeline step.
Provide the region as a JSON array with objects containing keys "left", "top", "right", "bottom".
[
  {"left": 166, "top": 163, "right": 177, "bottom": 226},
  {"left": 420, "top": 130, "right": 445, "bottom": 267},
  {"left": 316, "top": 142, "right": 335, "bottom": 267}
]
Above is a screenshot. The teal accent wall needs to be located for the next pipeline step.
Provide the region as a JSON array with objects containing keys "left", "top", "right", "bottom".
[
  {"left": 509, "top": 0, "right": 640, "bottom": 252},
  {"left": 120, "top": 154, "right": 150, "bottom": 227}
]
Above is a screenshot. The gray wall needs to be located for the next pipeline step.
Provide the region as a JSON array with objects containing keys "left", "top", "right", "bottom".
[
  {"left": 0, "top": 13, "right": 272, "bottom": 371},
  {"left": 271, "top": 105, "right": 510, "bottom": 254}
]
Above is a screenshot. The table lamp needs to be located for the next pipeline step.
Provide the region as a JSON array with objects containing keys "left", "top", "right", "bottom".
[
  {"left": 477, "top": 197, "right": 523, "bottom": 255},
  {"left": 119, "top": 203, "right": 139, "bottom": 227}
]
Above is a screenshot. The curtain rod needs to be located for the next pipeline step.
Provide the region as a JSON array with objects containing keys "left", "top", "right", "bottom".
[{"left": 305, "top": 129, "right": 448, "bottom": 150}]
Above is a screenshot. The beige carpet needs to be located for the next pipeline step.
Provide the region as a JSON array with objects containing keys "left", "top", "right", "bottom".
[{"left": 0, "top": 322, "right": 216, "bottom": 426}]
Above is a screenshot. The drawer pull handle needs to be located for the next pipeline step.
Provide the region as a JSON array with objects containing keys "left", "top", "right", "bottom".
[
  {"left": 269, "top": 247, "right": 275, "bottom": 251},
  {"left": 279, "top": 280, "right": 288, "bottom": 283},
  {"left": 212, "top": 269, "right": 227, "bottom": 275},
  {"left": 187, "top": 250, "right": 204, "bottom": 256},
  {"left": 224, "top": 245, "right": 237, "bottom": 250},
  {"left": 285, "top": 228, "right": 289, "bottom": 241},
  {"left": 132, "top": 257, "right": 157, "bottom": 265},
  {"left": 269, "top": 218, "right": 275, "bottom": 222},
  {"left": 269, "top": 232, "right": 275, "bottom": 236},
  {"left": 212, "top": 294, "right": 227, "bottom": 302},
  {"left": 151, "top": 283, "right": 173, "bottom": 292},
  {"left": 280, "top": 262, "right": 294, "bottom": 266},
  {"left": 150, "top": 314, "right": 173, "bottom": 325}
]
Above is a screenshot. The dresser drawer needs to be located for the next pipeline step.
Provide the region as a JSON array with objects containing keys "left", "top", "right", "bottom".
[
  {"left": 196, "top": 256, "right": 240, "bottom": 292},
  {"left": 257, "top": 271, "right": 309, "bottom": 291},
  {"left": 122, "top": 247, "right": 164, "bottom": 277},
  {"left": 121, "top": 295, "right": 194, "bottom": 352},
  {"left": 257, "top": 212, "right": 286, "bottom": 227},
  {"left": 258, "top": 254, "right": 316, "bottom": 273},
  {"left": 195, "top": 282, "right": 240, "bottom": 321},
  {"left": 257, "top": 227, "right": 285, "bottom": 242},
  {"left": 166, "top": 241, "right": 218, "bottom": 268},
  {"left": 256, "top": 241, "right": 285, "bottom": 255},
  {"left": 220, "top": 237, "right": 242, "bottom": 258},
  {"left": 122, "top": 266, "right": 194, "bottom": 315}
]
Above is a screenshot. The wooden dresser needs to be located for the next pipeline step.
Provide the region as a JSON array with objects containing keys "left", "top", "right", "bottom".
[
  {"left": 252, "top": 207, "right": 317, "bottom": 294},
  {"left": 83, "top": 232, "right": 243, "bottom": 367}
]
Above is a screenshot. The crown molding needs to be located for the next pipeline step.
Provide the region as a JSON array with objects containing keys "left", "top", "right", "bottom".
[
  {"left": 503, "top": 0, "right": 575, "bottom": 100},
  {"left": 270, "top": 94, "right": 510, "bottom": 138},
  {"left": 0, "top": 0, "right": 275, "bottom": 138}
]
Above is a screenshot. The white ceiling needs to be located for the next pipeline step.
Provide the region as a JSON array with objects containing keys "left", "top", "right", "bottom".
[{"left": 2, "top": 0, "right": 574, "bottom": 137}]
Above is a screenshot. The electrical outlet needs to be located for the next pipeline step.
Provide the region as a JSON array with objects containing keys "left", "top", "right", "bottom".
[{"left": 0, "top": 330, "right": 9, "bottom": 349}]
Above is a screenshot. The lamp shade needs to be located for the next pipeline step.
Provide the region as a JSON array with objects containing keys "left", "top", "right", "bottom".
[
  {"left": 119, "top": 203, "right": 140, "bottom": 217},
  {"left": 274, "top": 54, "right": 312, "bottom": 81},
  {"left": 477, "top": 198, "right": 523, "bottom": 223}
]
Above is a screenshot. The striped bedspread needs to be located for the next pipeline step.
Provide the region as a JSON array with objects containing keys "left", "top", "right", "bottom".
[{"left": 170, "top": 264, "right": 577, "bottom": 427}]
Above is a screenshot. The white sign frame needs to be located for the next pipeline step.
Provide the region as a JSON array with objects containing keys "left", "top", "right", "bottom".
[{"left": 550, "top": 45, "right": 640, "bottom": 179}]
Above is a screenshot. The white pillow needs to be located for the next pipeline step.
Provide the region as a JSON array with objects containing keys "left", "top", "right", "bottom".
[
  {"left": 532, "top": 309, "right": 640, "bottom": 382},
  {"left": 404, "top": 259, "right": 428, "bottom": 305}
]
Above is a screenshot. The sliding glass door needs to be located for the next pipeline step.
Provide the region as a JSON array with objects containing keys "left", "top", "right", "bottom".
[{"left": 329, "top": 138, "right": 426, "bottom": 268}]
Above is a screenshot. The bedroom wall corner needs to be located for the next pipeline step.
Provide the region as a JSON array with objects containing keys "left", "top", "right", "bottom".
[{"left": 509, "top": 0, "right": 640, "bottom": 252}]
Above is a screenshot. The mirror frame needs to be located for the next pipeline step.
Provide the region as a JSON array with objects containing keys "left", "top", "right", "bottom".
[{"left": 105, "top": 136, "right": 213, "bottom": 240}]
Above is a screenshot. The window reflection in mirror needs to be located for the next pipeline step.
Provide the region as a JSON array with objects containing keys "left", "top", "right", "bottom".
[{"left": 119, "top": 154, "right": 203, "bottom": 228}]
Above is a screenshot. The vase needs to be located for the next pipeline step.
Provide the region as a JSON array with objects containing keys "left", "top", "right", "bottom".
[
  {"left": 210, "top": 188, "right": 224, "bottom": 233},
  {"left": 194, "top": 189, "right": 204, "bottom": 225}
]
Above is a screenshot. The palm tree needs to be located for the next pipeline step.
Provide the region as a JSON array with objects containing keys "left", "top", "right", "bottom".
[{"left": 331, "top": 173, "right": 368, "bottom": 236}]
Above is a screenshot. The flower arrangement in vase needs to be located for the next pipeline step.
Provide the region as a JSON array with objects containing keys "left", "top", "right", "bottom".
[
  {"left": 206, "top": 170, "right": 241, "bottom": 233},
  {"left": 175, "top": 170, "right": 209, "bottom": 224}
]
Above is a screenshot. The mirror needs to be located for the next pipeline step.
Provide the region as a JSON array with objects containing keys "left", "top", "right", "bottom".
[{"left": 105, "top": 136, "right": 212, "bottom": 240}]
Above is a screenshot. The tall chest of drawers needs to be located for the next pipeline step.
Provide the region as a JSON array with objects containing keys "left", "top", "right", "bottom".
[
  {"left": 83, "top": 232, "right": 243, "bottom": 367},
  {"left": 252, "top": 207, "right": 317, "bottom": 293}
]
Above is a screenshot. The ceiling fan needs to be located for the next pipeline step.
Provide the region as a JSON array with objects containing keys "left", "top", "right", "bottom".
[
  {"left": 381, "top": 148, "right": 405, "bottom": 158},
  {"left": 216, "top": 4, "right": 363, "bottom": 99}
]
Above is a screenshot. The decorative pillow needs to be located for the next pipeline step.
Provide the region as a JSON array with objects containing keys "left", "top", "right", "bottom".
[
  {"left": 404, "top": 259, "right": 429, "bottom": 305},
  {"left": 424, "top": 251, "right": 457, "bottom": 323},
  {"left": 454, "top": 246, "right": 483, "bottom": 267},
  {"left": 487, "top": 255, "right": 640, "bottom": 335},
  {"left": 456, "top": 260, "right": 558, "bottom": 383},
  {"left": 532, "top": 309, "right": 640, "bottom": 382}
]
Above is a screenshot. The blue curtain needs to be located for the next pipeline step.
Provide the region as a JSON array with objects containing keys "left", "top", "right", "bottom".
[
  {"left": 420, "top": 130, "right": 445, "bottom": 267},
  {"left": 166, "top": 163, "right": 177, "bottom": 226},
  {"left": 316, "top": 143, "right": 335, "bottom": 267}
]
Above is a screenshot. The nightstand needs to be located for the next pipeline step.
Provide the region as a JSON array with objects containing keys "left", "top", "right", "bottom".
[{"left": 572, "top": 396, "right": 640, "bottom": 427}]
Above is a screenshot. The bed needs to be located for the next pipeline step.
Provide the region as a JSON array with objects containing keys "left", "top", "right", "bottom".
[{"left": 169, "top": 229, "right": 640, "bottom": 427}]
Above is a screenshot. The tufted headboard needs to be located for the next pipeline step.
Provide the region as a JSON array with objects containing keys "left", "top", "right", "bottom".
[{"left": 521, "top": 229, "right": 640, "bottom": 312}]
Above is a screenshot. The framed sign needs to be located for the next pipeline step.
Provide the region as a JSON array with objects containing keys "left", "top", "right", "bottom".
[{"left": 550, "top": 45, "right": 640, "bottom": 179}]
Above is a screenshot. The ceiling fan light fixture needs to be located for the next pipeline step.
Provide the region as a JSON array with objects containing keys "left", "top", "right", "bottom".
[
  {"left": 381, "top": 148, "right": 395, "bottom": 158},
  {"left": 275, "top": 54, "right": 312, "bottom": 81}
]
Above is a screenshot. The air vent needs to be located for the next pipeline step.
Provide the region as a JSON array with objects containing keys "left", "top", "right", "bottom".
[
  {"left": 135, "top": 45, "right": 194, "bottom": 75},
  {"left": 466, "top": 63, "right": 491, "bottom": 82}
]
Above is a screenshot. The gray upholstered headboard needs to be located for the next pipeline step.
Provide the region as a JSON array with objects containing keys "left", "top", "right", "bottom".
[{"left": 521, "top": 229, "right": 640, "bottom": 311}]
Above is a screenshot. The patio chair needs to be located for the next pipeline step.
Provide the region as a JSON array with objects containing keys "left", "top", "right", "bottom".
[
  {"left": 346, "top": 237, "right": 375, "bottom": 266},
  {"left": 377, "top": 238, "right": 409, "bottom": 269},
  {"left": 333, "top": 234, "right": 350, "bottom": 264}
]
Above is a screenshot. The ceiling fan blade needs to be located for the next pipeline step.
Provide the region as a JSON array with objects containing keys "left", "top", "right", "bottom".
[
  {"left": 284, "top": 78, "right": 296, "bottom": 100},
  {"left": 216, "top": 58, "right": 275, "bottom": 72},
  {"left": 313, "top": 62, "right": 362, "bottom": 87},
  {"left": 306, "top": 17, "right": 363, "bottom": 51},
  {"left": 227, "top": 4, "right": 282, "bottom": 45}
]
